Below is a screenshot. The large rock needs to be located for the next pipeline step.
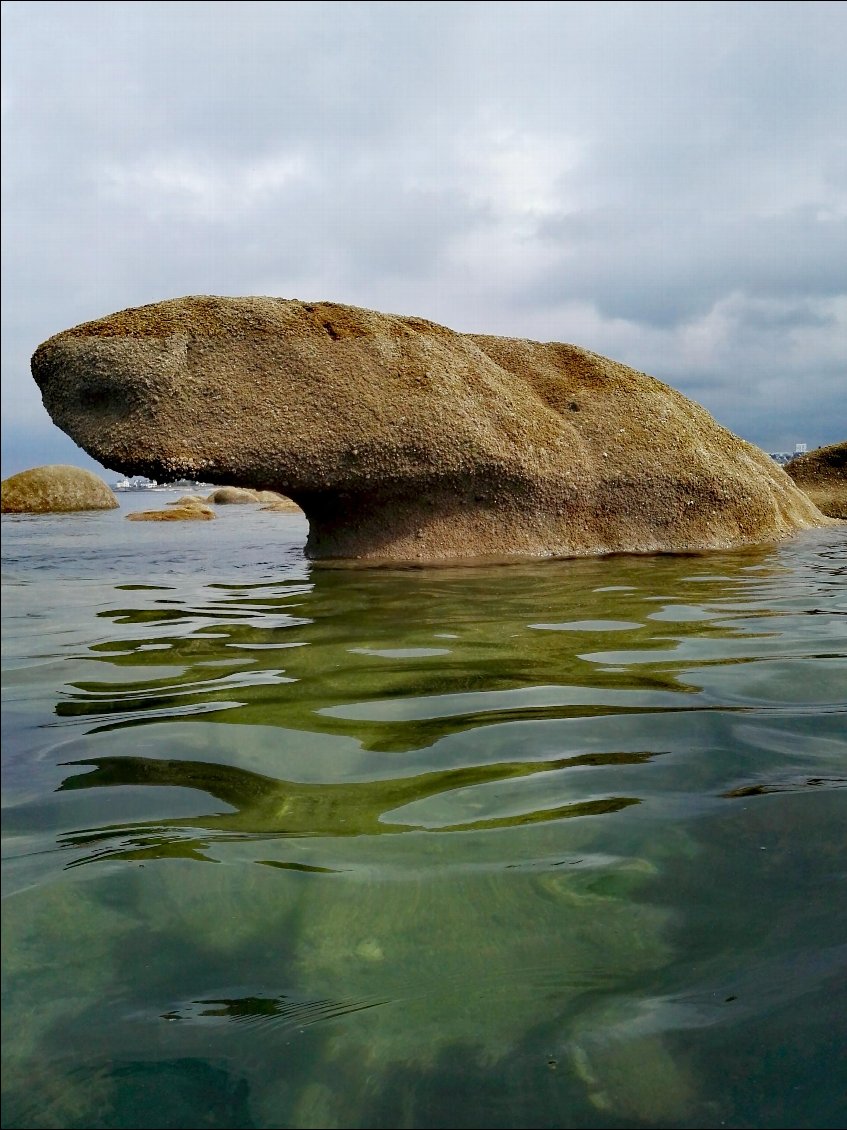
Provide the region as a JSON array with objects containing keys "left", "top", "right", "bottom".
[
  {"left": 1, "top": 464, "right": 118, "bottom": 514},
  {"left": 30, "top": 296, "right": 833, "bottom": 561},
  {"left": 783, "top": 441, "right": 846, "bottom": 519}
]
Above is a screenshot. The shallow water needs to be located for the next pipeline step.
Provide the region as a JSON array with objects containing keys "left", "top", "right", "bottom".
[{"left": 2, "top": 495, "right": 846, "bottom": 1129}]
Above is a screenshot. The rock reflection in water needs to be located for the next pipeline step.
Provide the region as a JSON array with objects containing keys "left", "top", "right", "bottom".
[
  {"left": 57, "top": 750, "right": 646, "bottom": 861},
  {"left": 5, "top": 530, "right": 844, "bottom": 1128},
  {"left": 43, "top": 742, "right": 700, "bottom": 1126}
]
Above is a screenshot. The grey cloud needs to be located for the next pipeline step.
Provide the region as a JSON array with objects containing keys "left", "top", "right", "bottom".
[
  {"left": 2, "top": 1, "right": 846, "bottom": 475},
  {"left": 534, "top": 206, "right": 847, "bottom": 326}
]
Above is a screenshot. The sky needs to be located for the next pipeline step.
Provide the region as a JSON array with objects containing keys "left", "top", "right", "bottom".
[{"left": 2, "top": 0, "right": 845, "bottom": 480}]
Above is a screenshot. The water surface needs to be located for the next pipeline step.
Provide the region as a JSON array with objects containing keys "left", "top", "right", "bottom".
[{"left": 2, "top": 495, "right": 846, "bottom": 1128}]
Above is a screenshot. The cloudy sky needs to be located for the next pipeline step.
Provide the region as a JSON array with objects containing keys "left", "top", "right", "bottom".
[{"left": 2, "top": 0, "right": 845, "bottom": 479}]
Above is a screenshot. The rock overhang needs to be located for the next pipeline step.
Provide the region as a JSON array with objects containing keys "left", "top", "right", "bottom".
[{"left": 30, "top": 295, "right": 836, "bottom": 561}]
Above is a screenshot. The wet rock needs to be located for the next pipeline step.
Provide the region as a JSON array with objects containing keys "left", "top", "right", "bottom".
[
  {"left": 127, "top": 503, "right": 215, "bottom": 521},
  {"left": 1, "top": 464, "right": 118, "bottom": 513}
]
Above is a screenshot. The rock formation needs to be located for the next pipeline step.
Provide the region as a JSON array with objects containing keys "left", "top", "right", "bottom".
[
  {"left": 784, "top": 441, "right": 846, "bottom": 519},
  {"left": 207, "top": 486, "right": 260, "bottom": 504},
  {"left": 261, "top": 499, "right": 304, "bottom": 512},
  {"left": 167, "top": 494, "right": 206, "bottom": 506},
  {"left": 254, "top": 489, "right": 293, "bottom": 503},
  {"left": 127, "top": 502, "right": 215, "bottom": 521},
  {"left": 1, "top": 464, "right": 118, "bottom": 514},
  {"left": 30, "top": 296, "right": 833, "bottom": 561}
]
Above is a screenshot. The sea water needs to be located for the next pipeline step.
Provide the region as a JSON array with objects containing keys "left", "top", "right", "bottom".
[{"left": 2, "top": 494, "right": 846, "bottom": 1129}]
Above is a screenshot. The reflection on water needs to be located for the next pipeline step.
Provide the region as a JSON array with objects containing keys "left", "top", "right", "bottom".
[
  {"left": 2, "top": 507, "right": 846, "bottom": 1129},
  {"left": 57, "top": 749, "right": 647, "bottom": 865}
]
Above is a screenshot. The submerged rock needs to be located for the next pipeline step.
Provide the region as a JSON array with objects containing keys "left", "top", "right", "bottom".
[
  {"left": 30, "top": 296, "right": 832, "bottom": 561},
  {"left": 783, "top": 441, "right": 846, "bottom": 519},
  {"left": 53, "top": 749, "right": 698, "bottom": 1125},
  {"left": 1, "top": 464, "right": 118, "bottom": 513}
]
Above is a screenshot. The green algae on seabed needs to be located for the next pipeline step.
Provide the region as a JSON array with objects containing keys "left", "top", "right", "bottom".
[
  {"left": 3, "top": 526, "right": 845, "bottom": 1128},
  {"left": 1, "top": 829, "right": 693, "bottom": 1128}
]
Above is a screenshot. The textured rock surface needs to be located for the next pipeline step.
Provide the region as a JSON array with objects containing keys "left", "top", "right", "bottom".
[
  {"left": 31, "top": 296, "right": 832, "bottom": 561},
  {"left": 1, "top": 464, "right": 118, "bottom": 513},
  {"left": 167, "top": 494, "right": 206, "bottom": 506},
  {"left": 127, "top": 503, "right": 215, "bottom": 521},
  {"left": 261, "top": 499, "right": 304, "bottom": 512},
  {"left": 207, "top": 486, "right": 260, "bottom": 504},
  {"left": 784, "top": 441, "right": 846, "bottom": 519},
  {"left": 254, "top": 489, "right": 292, "bottom": 503}
]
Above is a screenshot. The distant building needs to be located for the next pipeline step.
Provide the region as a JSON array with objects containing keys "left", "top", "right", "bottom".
[
  {"left": 112, "top": 476, "right": 213, "bottom": 492},
  {"left": 113, "top": 476, "right": 157, "bottom": 490},
  {"left": 767, "top": 442, "right": 812, "bottom": 465}
]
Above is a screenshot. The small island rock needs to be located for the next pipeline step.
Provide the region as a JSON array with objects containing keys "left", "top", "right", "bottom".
[
  {"left": 207, "top": 486, "right": 260, "bottom": 504},
  {"left": 1, "top": 464, "right": 119, "bottom": 514},
  {"left": 261, "top": 500, "right": 304, "bottom": 512},
  {"left": 127, "top": 503, "right": 216, "bottom": 521},
  {"left": 783, "top": 441, "right": 846, "bottom": 519},
  {"left": 167, "top": 494, "right": 206, "bottom": 507}
]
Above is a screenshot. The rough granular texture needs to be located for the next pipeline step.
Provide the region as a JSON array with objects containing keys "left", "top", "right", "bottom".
[
  {"left": 784, "top": 441, "right": 846, "bottom": 519},
  {"left": 1, "top": 464, "right": 118, "bottom": 513},
  {"left": 126, "top": 504, "right": 215, "bottom": 522},
  {"left": 206, "top": 486, "right": 261, "bottom": 504},
  {"left": 31, "top": 295, "right": 834, "bottom": 561}
]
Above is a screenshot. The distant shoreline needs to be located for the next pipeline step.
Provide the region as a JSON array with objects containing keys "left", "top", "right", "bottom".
[{"left": 112, "top": 481, "right": 213, "bottom": 493}]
